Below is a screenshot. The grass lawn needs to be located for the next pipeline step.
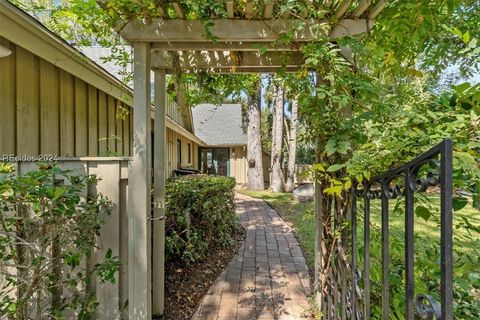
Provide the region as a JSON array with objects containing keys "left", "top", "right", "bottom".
[{"left": 239, "top": 189, "right": 480, "bottom": 317}]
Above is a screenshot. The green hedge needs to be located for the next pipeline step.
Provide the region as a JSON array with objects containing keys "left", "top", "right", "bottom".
[{"left": 165, "top": 174, "right": 239, "bottom": 264}]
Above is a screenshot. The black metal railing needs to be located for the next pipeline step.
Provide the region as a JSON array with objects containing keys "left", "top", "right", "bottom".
[{"left": 320, "top": 139, "right": 453, "bottom": 320}]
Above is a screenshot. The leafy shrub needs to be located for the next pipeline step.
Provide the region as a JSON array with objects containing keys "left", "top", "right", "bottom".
[
  {"left": 0, "top": 163, "right": 119, "bottom": 319},
  {"left": 357, "top": 197, "right": 480, "bottom": 319},
  {"left": 165, "top": 175, "right": 239, "bottom": 264}
]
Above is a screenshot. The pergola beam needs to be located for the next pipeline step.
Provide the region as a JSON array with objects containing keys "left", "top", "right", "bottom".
[
  {"left": 150, "top": 42, "right": 299, "bottom": 51},
  {"left": 352, "top": 0, "right": 371, "bottom": 18},
  {"left": 150, "top": 51, "right": 304, "bottom": 69},
  {"left": 172, "top": 1, "right": 185, "bottom": 19},
  {"left": 331, "top": 19, "right": 372, "bottom": 38},
  {"left": 264, "top": 3, "right": 273, "bottom": 19},
  {"left": 335, "top": 0, "right": 351, "bottom": 19},
  {"left": 156, "top": 3, "right": 165, "bottom": 17},
  {"left": 164, "top": 66, "right": 303, "bottom": 74},
  {"left": 225, "top": 1, "right": 234, "bottom": 18},
  {"left": 120, "top": 19, "right": 374, "bottom": 43},
  {"left": 245, "top": 2, "right": 254, "bottom": 19},
  {"left": 368, "top": 0, "right": 388, "bottom": 19}
]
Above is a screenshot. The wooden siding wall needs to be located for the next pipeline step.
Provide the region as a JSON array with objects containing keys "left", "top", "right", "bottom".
[
  {"left": 166, "top": 127, "right": 199, "bottom": 175},
  {"left": 166, "top": 97, "right": 186, "bottom": 128},
  {"left": 0, "top": 38, "right": 200, "bottom": 179},
  {"left": 0, "top": 38, "right": 132, "bottom": 157},
  {"left": 230, "top": 146, "right": 247, "bottom": 184}
]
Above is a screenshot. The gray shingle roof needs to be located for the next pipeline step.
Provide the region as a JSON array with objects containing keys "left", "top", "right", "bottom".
[
  {"left": 192, "top": 104, "right": 247, "bottom": 146},
  {"left": 79, "top": 46, "right": 133, "bottom": 86}
]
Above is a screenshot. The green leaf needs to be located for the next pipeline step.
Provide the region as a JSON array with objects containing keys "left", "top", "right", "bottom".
[
  {"left": 454, "top": 151, "right": 477, "bottom": 167},
  {"left": 452, "top": 82, "right": 471, "bottom": 94},
  {"left": 325, "top": 138, "right": 337, "bottom": 156},
  {"left": 473, "top": 194, "right": 480, "bottom": 209},
  {"left": 326, "top": 164, "right": 346, "bottom": 172},
  {"left": 453, "top": 197, "right": 468, "bottom": 211},
  {"left": 344, "top": 178, "right": 352, "bottom": 189},
  {"left": 324, "top": 185, "right": 343, "bottom": 195},
  {"left": 415, "top": 205, "right": 431, "bottom": 221},
  {"left": 106, "top": 248, "right": 113, "bottom": 259}
]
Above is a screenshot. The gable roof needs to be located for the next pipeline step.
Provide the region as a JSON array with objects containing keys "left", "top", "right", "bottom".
[{"left": 192, "top": 104, "right": 247, "bottom": 146}]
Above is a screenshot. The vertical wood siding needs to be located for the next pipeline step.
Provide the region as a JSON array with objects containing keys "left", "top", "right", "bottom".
[
  {"left": 0, "top": 38, "right": 15, "bottom": 155},
  {"left": 230, "top": 146, "right": 248, "bottom": 184},
  {"left": 40, "top": 59, "right": 59, "bottom": 155},
  {"left": 0, "top": 39, "right": 133, "bottom": 157},
  {"left": 166, "top": 127, "right": 199, "bottom": 175},
  {"left": 75, "top": 79, "right": 88, "bottom": 156},
  {"left": 0, "top": 38, "right": 201, "bottom": 170},
  {"left": 87, "top": 85, "right": 99, "bottom": 156},
  {"left": 16, "top": 46, "right": 39, "bottom": 156}
]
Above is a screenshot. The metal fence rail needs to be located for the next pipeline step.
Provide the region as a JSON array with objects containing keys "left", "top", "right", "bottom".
[{"left": 321, "top": 139, "right": 453, "bottom": 320}]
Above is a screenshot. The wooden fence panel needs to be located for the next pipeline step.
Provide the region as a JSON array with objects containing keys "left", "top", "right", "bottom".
[
  {"left": 4, "top": 159, "right": 130, "bottom": 320},
  {"left": 89, "top": 161, "right": 121, "bottom": 318}
]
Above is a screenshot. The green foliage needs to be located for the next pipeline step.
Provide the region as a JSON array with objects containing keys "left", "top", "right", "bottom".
[
  {"left": 358, "top": 197, "right": 480, "bottom": 319},
  {"left": 165, "top": 175, "right": 239, "bottom": 265},
  {"left": 0, "top": 163, "right": 119, "bottom": 319},
  {"left": 183, "top": 73, "right": 260, "bottom": 106},
  {"left": 245, "top": 190, "right": 480, "bottom": 319}
]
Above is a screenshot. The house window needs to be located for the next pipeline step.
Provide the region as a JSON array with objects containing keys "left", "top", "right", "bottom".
[
  {"left": 199, "top": 147, "right": 230, "bottom": 176},
  {"left": 187, "top": 143, "right": 191, "bottom": 163},
  {"left": 177, "top": 139, "right": 182, "bottom": 167}
]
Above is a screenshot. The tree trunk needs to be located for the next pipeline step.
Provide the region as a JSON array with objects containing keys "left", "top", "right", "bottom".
[
  {"left": 285, "top": 98, "right": 299, "bottom": 192},
  {"left": 247, "top": 81, "right": 265, "bottom": 190},
  {"left": 270, "top": 84, "right": 284, "bottom": 192}
]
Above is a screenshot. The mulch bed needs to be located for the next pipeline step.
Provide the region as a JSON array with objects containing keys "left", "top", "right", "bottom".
[{"left": 164, "top": 228, "right": 245, "bottom": 320}]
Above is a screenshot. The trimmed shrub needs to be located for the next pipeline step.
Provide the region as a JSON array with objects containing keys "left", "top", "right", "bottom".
[{"left": 165, "top": 175, "right": 239, "bottom": 264}]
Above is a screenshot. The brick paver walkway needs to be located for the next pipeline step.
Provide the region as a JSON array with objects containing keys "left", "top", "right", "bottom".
[{"left": 191, "top": 193, "right": 311, "bottom": 320}]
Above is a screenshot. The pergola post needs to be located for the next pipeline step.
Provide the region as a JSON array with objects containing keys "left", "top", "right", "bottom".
[
  {"left": 128, "top": 42, "right": 152, "bottom": 319},
  {"left": 152, "top": 68, "right": 167, "bottom": 317}
]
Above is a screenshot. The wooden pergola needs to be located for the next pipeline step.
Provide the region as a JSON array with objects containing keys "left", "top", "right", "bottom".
[{"left": 115, "top": 1, "right": 388, "bottom": 318}]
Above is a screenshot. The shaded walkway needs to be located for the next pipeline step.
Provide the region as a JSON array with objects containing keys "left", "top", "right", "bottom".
[{"left": 192, "top": 193, "right": 311, "bottom": 320}]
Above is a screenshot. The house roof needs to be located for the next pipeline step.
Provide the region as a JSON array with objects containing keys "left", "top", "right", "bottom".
[
  {"left": 79, "top": 46, "right": 132, "bottom": 86},
  {"left": 192, "top": 104, "right": 247, "bottom": 146}
]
